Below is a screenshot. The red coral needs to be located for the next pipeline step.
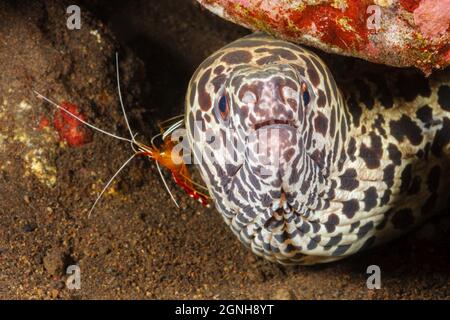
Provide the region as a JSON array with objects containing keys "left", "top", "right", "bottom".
[
  {"left": 288, "top": 1, "right": 370, "bottom": 50},
  {"left": 400, "top": 0, "right": 421, "bottom": 13},
  {"left": 197, "top": 0, "right": 449, "bottom": 72},
  {"left": 53, "top": 102, "right": 92, "bottom": 147}
]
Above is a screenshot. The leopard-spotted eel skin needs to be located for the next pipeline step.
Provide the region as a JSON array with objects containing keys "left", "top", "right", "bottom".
[{"left": 185, "top": 33, "right": 450, "bottom": 265}]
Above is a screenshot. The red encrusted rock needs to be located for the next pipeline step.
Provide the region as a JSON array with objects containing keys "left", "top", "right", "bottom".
[
  {"left": 197, "top": 0, "right": 450, "bottom": 74},
  {"left": 53, "top": 102, "right": 92, "bottom": 147}
]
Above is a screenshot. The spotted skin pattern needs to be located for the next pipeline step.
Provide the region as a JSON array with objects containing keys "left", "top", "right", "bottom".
[{"left": 185, "top": 33, "right": 450, "bottom": 265}]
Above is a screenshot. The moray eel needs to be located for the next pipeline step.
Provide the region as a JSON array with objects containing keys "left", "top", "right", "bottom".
[{"left": 185, "top": 33, "right": 450, "bottom": 265}]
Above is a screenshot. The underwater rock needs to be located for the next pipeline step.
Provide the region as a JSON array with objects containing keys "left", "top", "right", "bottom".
[{"left": 197, "top": 0, "right": 450, "bottom": 74}]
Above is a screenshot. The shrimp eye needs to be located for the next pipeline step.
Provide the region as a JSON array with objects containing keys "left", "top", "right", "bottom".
[
  {"left": 218, "top": 94, "right": 229, "bottom": 119},
  {"left": 301, "top": 82, "right": 310, "bottom": 106}
]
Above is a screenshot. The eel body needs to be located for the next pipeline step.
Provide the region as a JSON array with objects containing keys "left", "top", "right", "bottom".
[{"left": 185, "top": 33, "right": 450, "bottom": 264}]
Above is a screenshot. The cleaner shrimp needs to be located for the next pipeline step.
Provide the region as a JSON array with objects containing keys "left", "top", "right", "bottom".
[{"left": 35, "top": 53, "right": 210, "bottom": 217}]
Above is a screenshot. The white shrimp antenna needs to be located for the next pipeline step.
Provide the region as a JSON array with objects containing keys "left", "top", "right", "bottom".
[
  {"left": 115, "top": 52, "right": 135, "bottom": 143},
  {"left": 162, "top": 119, "right": 184, "bottom": 141},
  {"left": 34, "top": 92, "right": 141, "bottom": 214},
  {"left": 34, "top": 91, "right": 133, "bottom": 144},
  {"left": 115, "top": 52, "right": 179, "bottom": 207},
  {"left": 34, "top": 53, "right": 183, "bottom": 215},
  {"left": 88, "top": 152, "right": 138, "bottom": 218}
]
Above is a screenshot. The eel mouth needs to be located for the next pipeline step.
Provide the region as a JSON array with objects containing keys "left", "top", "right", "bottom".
[{"left": 254, "top": 119, "right": 296, "bottom": 130}]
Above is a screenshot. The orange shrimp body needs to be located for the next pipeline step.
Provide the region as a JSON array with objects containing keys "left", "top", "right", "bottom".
[{"left": 138, "top": 138, "right": 210, "bottom": 207}]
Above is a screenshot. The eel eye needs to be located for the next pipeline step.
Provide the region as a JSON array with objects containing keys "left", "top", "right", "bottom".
[
  {"left": 218, "top": 94, "right": 229, "bottom": 120},
  {"left": 301, "top": 82, "right": 311, "bottom": 106}
]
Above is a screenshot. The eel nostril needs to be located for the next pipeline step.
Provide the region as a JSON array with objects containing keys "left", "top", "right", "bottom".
[
  {"left": 282, "top": 86, "right": 298, "bottom": 103},
  {"left": 278, "top": 85, "right": 286, "bottom": 103},
  {"left": 242, "top": 91, "right": 257, "bottom": 105}
]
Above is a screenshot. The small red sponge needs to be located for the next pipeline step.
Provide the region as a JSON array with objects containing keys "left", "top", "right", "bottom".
[{"left": 53, "top": 102, "right": 92, "bottom": 147}]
